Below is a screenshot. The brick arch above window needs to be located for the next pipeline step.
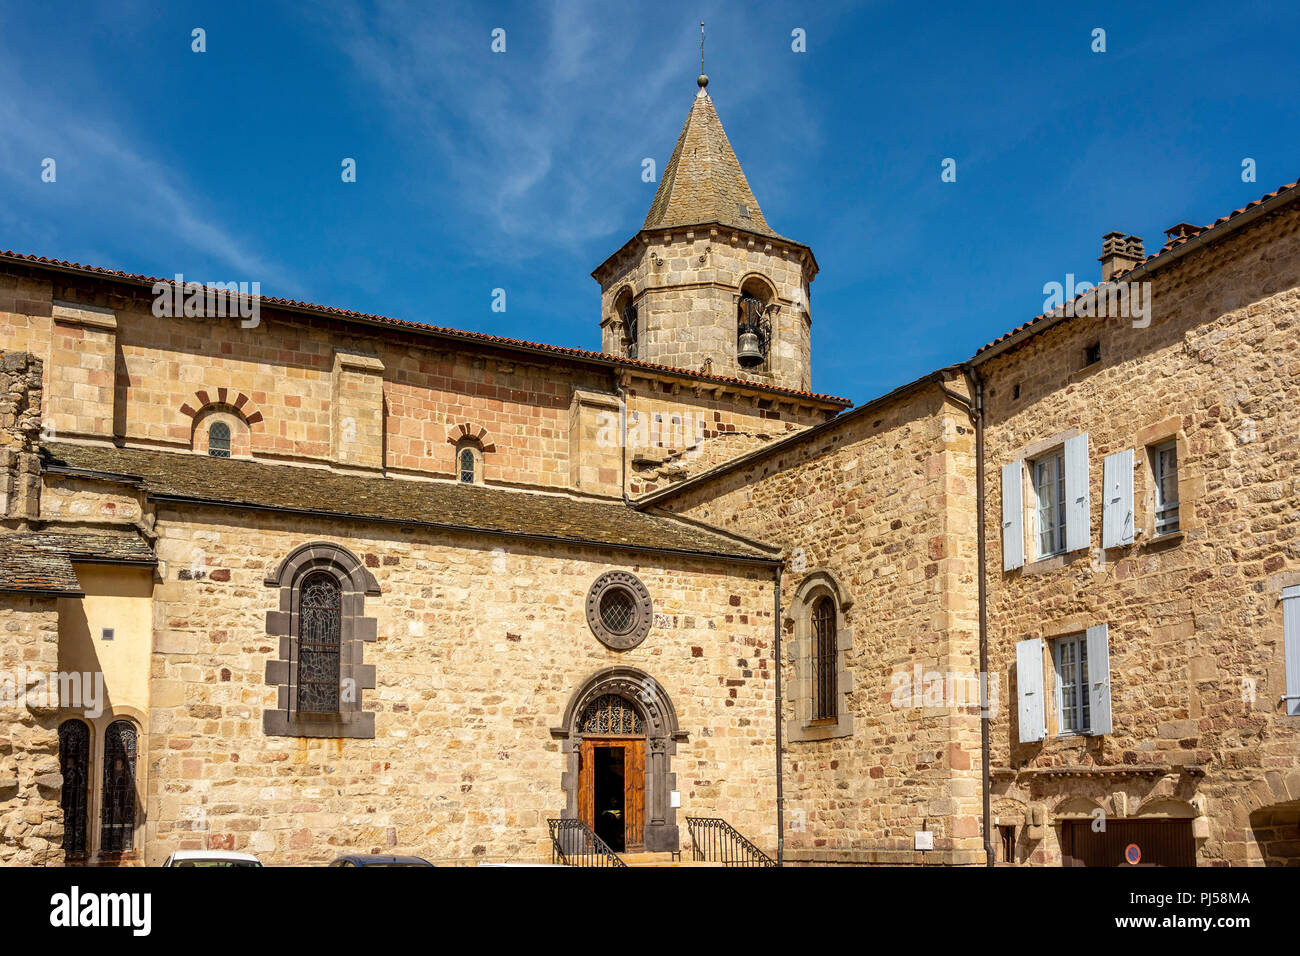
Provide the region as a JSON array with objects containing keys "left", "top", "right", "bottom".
[
  {"left": 444, "top": 422, "right": 496, "bottom": 454},
  {"left": 784, "top": 567, "right": 855, "bottom": 742},
  {"left": 191, "top": 406, "right": 249, "bottom": 457},
  {"left": 178, "top": 388, "right": 264, "bottom": 428}
]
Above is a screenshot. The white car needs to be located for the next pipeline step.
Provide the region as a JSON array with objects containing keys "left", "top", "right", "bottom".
[{"left": 161, "top": 849, "right": 262, "bottom": 867}]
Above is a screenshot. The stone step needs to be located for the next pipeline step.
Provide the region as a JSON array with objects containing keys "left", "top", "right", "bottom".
[
  {"left": 620, "top": 851, "right": 726, "bottom": 867},
  {"left": 622, "top": 860, "right": 727, "bottom": 867}
]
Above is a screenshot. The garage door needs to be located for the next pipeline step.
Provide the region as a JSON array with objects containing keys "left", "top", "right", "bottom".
[{"left": 1060, "top": 820, "right": 1195, "bottom": 867}]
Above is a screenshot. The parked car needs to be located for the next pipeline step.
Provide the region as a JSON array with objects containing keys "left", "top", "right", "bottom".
[
  {"left": 328, "top": 854, "right": 434, "bottom": 867},
  {"left": 162, "top": 850, "right": 262, "bottom": 867}
]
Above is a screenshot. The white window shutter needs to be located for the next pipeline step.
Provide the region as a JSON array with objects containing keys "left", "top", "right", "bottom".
[
  {"left": 1016, "top": 638, "right": 1045, "bottom": 742},
  {"left": 1064, "top": 433, "right": 1090, "bottom": 552},
  {"left": 1102, "top": 449, "right": 1134, "bottom": 548},
  {"left": 1284, "top": 587, "right": 1300, "bottom": 717},
  {"left": 1085, "top": 624, "right": 1113, "bottom": 734},
  {"left": 1001, "top": 460, "right": 1024, "bottom": 571}
]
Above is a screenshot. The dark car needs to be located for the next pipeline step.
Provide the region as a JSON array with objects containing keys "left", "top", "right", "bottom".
[{"left": 328, "top": 854, "right": 434, "bottom": 867}]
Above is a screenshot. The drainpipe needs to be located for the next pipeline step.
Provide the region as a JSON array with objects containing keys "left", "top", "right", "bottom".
[
  {"left": 614, "top": 372, "right": 633, "bottom": 506},
  {"left": 939, "top": 368, "right": 993, "bottom": 868},
  {"left": 971, "top": 367, "right": 993, "bottom": 867},
  {"left": 774, "top": 565, "right": 784, "bottom": 866}
]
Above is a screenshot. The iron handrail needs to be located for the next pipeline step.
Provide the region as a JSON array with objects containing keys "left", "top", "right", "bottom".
[
  {"left": 547, "top": 818, "right": 627, "bottom": 867},
  {"left": 685, "top": 816, "right": 777, "bottom": 867}
]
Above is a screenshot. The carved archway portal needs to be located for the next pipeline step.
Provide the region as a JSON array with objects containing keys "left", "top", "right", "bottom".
[{"left": 553, "top": 667, "right": 687, "bottom": 854}]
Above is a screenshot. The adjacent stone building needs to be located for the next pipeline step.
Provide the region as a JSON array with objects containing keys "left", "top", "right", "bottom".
[{"left": 0, "top": 75, "right": 1296, "bottom": 866}]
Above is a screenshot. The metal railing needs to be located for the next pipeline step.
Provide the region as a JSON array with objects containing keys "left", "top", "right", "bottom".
[
  {"left": 547, "top": 818, "right": 627, "bottom": 867},
  {"left": 685, "top": 816, "right": 777, "bottom": 867}
]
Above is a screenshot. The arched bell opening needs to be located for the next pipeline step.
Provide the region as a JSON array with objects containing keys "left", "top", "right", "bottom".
[{"left": 736, "top": 275, "right": 775, "bottom": 370}]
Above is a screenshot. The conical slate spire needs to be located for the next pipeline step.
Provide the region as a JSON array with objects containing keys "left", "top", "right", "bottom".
[{"left": 642, "top": 89, "right": 782, "bottom": 239}]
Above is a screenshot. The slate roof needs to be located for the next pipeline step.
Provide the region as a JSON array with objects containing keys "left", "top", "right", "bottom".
[
  {"left": 40, "top": 443, "right": 778, "bottom": 563},
  {"left": 0, "top": 530, "right": 156, "bottom": 595},
  {"left": 642, "top": 91, "right": 783, "bottom": 239}
]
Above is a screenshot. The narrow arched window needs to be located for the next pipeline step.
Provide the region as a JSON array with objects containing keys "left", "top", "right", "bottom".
[
  {"left": 812, "top": 596, "right": 838, "bottom": 720},
  {"left": 100, "top": 720, "right": 137, "bottom": 853},
  {"left": 296, "top": 571, "right": 342, "bottom": 714},
  {"left": 613, "top": 289, "right": 637, "bottom": 359},
  {"left": 622, "top": 303, "right": 638, "bottom": 359},
  {"left": 208, "top": 421, "right": 231, "bottom": 457},
  {"left": 460, "top": 447, "right": 477, "bottom": 483},
  {"left": 58, "top": 720, "right": 90, "bottom": 855}
]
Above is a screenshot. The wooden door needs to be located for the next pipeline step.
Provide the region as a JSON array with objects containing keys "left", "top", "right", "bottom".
[
  {"left": 578, "top": 738, "right": 596, "bottom": 830},
  {"left": 1061, "top": 820, "right": 1195, "bottom": 867},
  {"left": 577, "top": 736, "right": 645, "bottom": 849},
  {"left": 623, "top": 739, "right": 645, "bottom": 850}
]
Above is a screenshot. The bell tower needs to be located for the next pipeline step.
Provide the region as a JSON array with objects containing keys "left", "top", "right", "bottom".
[{"left": 591, "top": 73, "right": 817, "bottom": 392}]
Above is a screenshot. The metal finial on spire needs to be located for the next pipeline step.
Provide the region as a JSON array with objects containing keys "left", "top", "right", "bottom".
[{"left": 697, "top": 21, "right": 709, "bottom": 97}]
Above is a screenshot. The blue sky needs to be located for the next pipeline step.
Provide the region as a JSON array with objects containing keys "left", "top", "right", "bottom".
[{"left": 1, "top": 0, "right": 1297, "bottom": 403}]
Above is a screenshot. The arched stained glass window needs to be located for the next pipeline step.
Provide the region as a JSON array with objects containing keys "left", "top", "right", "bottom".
[
  {"left": 812, "top": 596, "right": 838, "bottom": 720},
  {"left": 209, "top": 421, "right": 231, "bottom": 457},
  {"left": 296, "top": 571, "right": 342, "bottom": 714},
  {"left": 58, "top": 720, "right": 89, "bottom": 855},
  {"left": 460, "top": 447, "right": 476, "bottom": 483},
  {"left": 580, "top": 694, "right": 644, "bottom": 736},
  {"left": 100, "top": 720, "right": 137, "bottom": 853}
]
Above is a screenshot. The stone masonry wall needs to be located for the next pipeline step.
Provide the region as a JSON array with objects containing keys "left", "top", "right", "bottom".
[
  {"left": 0, "top": 597, "right": 65, "bottom": 866},
  {"left": 980, "top": 201, "right": 1300, "bottom": 865},
  {"left": 598, "top": 229, "right": 814, "bottom": 392},
  {"left": 0, "top": 350, "right": 42, "bottom": 522},
  {"left": 659, "top": 380, "right": 985, "bottom": 864},
  {"left": 144, "top": 504, "right": 778, "bottom": 864},
  {"left": 0, "top": 268, "right": 616, "bottom": 489},
  {"left": 0, "top": 264, "right": 834, "bottom": 499},
  {"left": 623, "top": 374, "right": 830, "bottom": 496}
]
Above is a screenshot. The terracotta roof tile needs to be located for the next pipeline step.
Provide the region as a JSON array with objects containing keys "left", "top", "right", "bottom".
[
  {"left": 976, "top": 178, "right": 1300, "bottom": 356},
  {"left": 0, "top": 251, "right": 849, "bottom": 408}
]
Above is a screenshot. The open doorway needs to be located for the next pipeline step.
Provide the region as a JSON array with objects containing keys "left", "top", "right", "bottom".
[{"left": 593, "top": 746, "right": 626, "bottom": 851}]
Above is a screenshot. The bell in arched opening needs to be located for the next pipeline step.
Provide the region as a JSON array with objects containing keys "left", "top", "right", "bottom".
[{"left": 736, "top": 295, "right": 768, "bottom": 368}]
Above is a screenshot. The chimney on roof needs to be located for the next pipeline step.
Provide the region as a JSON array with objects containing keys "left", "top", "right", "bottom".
[
  {"left": 1163, "top": 221, "right": 1204, "bottom": 248},
  {"left": 1099, "top": 231, "right": 1144, "bottom": 281}
]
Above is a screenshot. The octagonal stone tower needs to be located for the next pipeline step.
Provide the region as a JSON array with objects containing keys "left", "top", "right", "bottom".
[{"left": 592, "top": 78, "right": 817, "bottom": 392}]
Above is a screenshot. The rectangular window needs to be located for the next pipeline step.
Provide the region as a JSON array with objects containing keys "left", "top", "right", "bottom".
[
  {"left": 1152, "top": 440, "right": 1179, "bottom": 534},
  {"left": 1033, "top": 451, "right": 1067, "bottom": 558},
  {"left": 998, "top": 824, "right": 1016, "bottom": 864},
  {"left": 1054, "top": 634, "right": 1091, "bottom": 734}
]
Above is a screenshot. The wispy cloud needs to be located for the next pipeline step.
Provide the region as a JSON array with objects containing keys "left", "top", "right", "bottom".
[
  {"left": 313, "top": 1, "right": 814, "bottom": 259},
  {"left": 0, "top": 59, "right": 297, "bottom": 291}
]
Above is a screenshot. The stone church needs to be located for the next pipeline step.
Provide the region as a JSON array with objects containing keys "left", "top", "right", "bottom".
[{"left": 1, "top": 74, "right": 1298, "bottom": 867}]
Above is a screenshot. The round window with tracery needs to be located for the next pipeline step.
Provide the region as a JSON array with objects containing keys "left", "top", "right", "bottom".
[
  {"left": 585, "top": 571, "right": 653, "bottom": 650},
  {"left": 600, "top": 589, "right": 636, "bottom": 634}
]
